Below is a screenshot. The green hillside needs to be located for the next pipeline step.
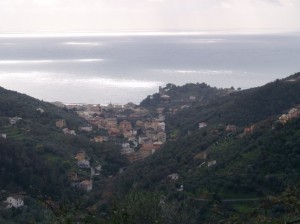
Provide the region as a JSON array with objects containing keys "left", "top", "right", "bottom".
[
  {"left": 167, "top": 72, "right": 300, "bottom": 134},
  {"left": 113, "top": 73, "right": 300, "bottom": 223},
  {"left": 0, "top": 87, "right": 127, "bottom": 223},
  {"left": 1, "top": 73, "right": 300, "bottom": 223}
]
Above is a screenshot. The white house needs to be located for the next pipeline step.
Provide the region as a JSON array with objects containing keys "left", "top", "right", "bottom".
[
  {"left": 9, "top": 117, "right": 22, "bottom": 125},
  {"left": 6, "top": 196, "right": 24, "bottom": 208},
  {"left": 167, "top": 173, "right": 179, "bottom": 181},
  {"left": 199, "top": 122, "right": 207, "bottom": 129},
  {"left": 77, "top": 160, "right": 91, "bottom": 169},
  {"left": 208, "top": 160, "right": 217, "bottom": 167},
  {"left": 36, "top": 108, "right": 45, "bottom": 113}
]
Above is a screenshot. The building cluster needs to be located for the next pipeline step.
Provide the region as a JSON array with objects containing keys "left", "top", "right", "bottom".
[
  {"left": 278, "top": 107, "right": 300, "bottom": 124},
  {"left": 55, "top": 119, "right": 77, "bottom": 135},
  {"left": 64, "top": 102, "right": 167, "bottom": 163},
  {"left": 0, "top": 195, "right": 24, "bottom": 209},
  {"left": 70, "top": 150, "right": 102, "bottom": 193}
]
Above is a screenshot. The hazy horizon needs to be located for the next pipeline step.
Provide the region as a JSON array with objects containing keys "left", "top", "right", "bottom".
[{"left": 1, "top": 0, "right": 300, "bottom": 34}]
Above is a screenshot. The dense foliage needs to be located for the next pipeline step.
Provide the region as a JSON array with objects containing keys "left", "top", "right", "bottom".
[
  {"left": 114, "top": 73, "right": 300, "bottom": 223},
  {"left": 2, "top": 73, "right": 300, "bottom": 223},
  {"left": 0, "top": 86, "right": 128, "bottom": 223}
]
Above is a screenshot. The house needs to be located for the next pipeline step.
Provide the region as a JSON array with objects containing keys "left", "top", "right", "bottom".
[
  {"left": 167, "top": 173, "right": 179, "bottom": 181},
  {"left": 144, "top": 120, "right": 160, "bottom": 130},
  {"left": 278, "top": 108, "right": 300, "bottom": 125},
  {"left": 199, "top": 122, "right": 207, "bottom": 129},
  {"left": 207, "top": 160, "right": 217, "bottom": 167},
  {"left": 6, "top": 196, "right": 24, "bottom": 208},
  {"left": 62, "top": 128, "right": 76, "bottom": 135},
  {"left": 119, "top": 120, "right": 132, "bottom": 131},
  {"left": 0, "top": 134, "right": 7, "bottom": 139},
  {"left": 56, "top": 119, "right": 66, "bottom": 128},
  {"left": 78, "top": 180, "right": 92, "bottom": 192},
  {"left": 123, "top": 131, "right": 133, "bottom": 139},
  {"left": 189, "top": 96, "right": 196, "bottom": 100},
  {"left": 105, "top": 118, "right": 118, "bottom": 128},
  {"left": 36, "top": 107, "right": 45, "bottom": 113},
  {"left": 9, "top": 117, "right": 22, "bottom": 125},
  {"left": 79, "top": 126, "right": 93, "bottom": 132},
  {"left": 77, "top": 160, "right": 91, "bottom": 169},
  {"left": 75, "top": 151, "right": 86, "bottom": 161},
  {"left": 161, "top": 95, "right": 170, "bottom": 101},
  {"left": 88, "top": 116, "right": 104, "bottom": 126},
  {"left": 108, "top": 127, "right": 120, "bottom": 136},
  {"left": 94, "top": 136, "right": 108, "bottom": 143},
  {"left": 279, "top": 114, "right": 289, "bottom": 124}
]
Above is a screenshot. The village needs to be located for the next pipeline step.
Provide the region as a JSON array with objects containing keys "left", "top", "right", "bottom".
[
  {"left": 1, "top": 87, "right": 300, "bottom": 198},
  {"left": 52, "top": 98, "right": 168, "bottom": 193},
  {"left": 63, "top": 101, "right": 167, "bottom": 163}
]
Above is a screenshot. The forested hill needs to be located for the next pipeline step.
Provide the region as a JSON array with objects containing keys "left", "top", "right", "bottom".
[
  {"left": 140, "top": 82, "right": 228, "bottom": 110},
  {"left": 0, "top": 86, "right": 84, "bottom": 128},
  {"left": 167, "top": 72, "right": 300, "bottom": 134},
  {"left": 114, "top": 73, "right": 300, "bottom": 224},
  {"left": 0, "top": 86, "right": 127, "bottom": 223}
]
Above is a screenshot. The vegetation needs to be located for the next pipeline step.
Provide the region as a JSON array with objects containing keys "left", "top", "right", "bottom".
[{"left": 2, "top": 73, "right": 300, "bottom": 223}]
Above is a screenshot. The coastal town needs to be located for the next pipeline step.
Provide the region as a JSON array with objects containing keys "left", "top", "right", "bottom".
[{"left": 62, "top": 101, "right": 167, "bottom": 163}]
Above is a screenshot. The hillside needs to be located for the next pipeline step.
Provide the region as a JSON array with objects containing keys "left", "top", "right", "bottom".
[
  {"left": 1, "top": 73, "right": 300, "bottom": 223},
  {"left": 140, "top": 82, "right": 229, "bottom": 111},
  {"left": 113, "top": 73, "right": 300, "bottom": 223},
  {"left": 167, "top": 72, "right": 300, "bottom": 134},
  {"left": 0, "top": 87, "right": 127, "bottom": 223}
]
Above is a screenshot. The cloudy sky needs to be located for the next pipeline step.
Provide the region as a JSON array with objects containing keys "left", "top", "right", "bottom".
[{"left": 0, "top": 0, "right": 299, "bottom": 34}]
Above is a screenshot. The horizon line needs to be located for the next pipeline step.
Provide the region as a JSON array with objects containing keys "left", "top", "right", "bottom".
[{"left": 0, "top": 29, "right": 299, "bottom": 38}]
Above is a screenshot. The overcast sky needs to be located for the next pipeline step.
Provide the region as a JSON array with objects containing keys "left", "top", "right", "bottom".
[{"left": 0, "top": 0, "right": 299, "bottom": 34}]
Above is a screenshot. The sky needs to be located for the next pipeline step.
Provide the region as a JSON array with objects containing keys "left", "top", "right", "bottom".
[{"left": 0, "top": 0, "right": 299, "bottom": 34}]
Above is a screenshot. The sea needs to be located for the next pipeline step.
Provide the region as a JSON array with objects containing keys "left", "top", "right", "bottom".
[{"left": 0, "top": 33, "right": 300, "bottom": 104}]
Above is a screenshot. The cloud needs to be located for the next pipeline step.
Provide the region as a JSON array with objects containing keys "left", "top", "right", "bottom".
[{"left": 0, "top": 0, "right": 299, "bottom": 33}]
